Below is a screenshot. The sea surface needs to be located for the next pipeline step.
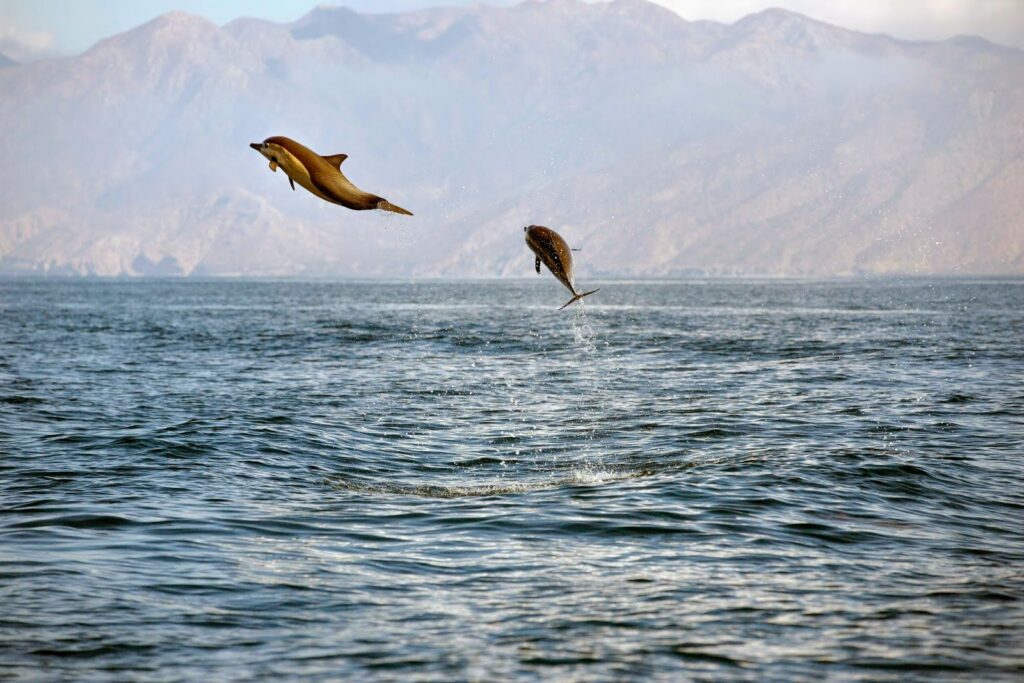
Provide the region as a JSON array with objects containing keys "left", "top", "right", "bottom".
[{"left": 1, "top": 278, "right": 1022, "bottom": 681}]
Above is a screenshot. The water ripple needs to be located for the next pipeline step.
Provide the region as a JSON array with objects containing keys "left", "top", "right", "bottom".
[{"left": 1, "top": 279, "right": 1022, "bottom": 681}]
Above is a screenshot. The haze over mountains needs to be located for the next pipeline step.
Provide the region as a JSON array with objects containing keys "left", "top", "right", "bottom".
[{"left": 1, "top": 0, "right": 1021, "bottom": 277}]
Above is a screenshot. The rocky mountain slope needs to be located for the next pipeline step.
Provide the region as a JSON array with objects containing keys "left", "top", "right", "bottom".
[{"left": 0, "top": 0, "right": 1021, "bottom": 277}]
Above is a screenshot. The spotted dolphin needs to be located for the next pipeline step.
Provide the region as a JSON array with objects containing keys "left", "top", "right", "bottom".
[
  {"left": 524, "top": 225, "right": 599, "bottom": 310},
  {"left": 249, "top": 136, "right": 412, "bottom": 215}
]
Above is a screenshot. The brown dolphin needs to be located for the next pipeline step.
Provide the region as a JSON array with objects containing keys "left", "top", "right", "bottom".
[
  {"left": 249, "top": 136, "right": 412, "bottom": 215},
  {"left": 524, "top": 225, "right": 599, "bottom": 310}
]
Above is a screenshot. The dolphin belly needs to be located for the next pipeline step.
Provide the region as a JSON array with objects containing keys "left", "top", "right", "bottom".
[{"left": 277, "top": 151, "right": 335, "bottom": 203}]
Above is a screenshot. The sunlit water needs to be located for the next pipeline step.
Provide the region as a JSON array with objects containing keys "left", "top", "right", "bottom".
[{"left": 1, "top": 279, "right": 1022, "bottom": 681}]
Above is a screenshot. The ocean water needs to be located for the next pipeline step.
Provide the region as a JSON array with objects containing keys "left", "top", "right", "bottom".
[{"left": 1, "top": 278, "right": 1022, "bottom": 681}]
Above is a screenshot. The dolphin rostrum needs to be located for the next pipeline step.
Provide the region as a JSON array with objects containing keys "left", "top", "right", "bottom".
[
  {"left": 249, "top": 136, "right": 412, "bottom": 215},
  {"left": 524, "top": 225, "right": 599, "bottom": 310}
]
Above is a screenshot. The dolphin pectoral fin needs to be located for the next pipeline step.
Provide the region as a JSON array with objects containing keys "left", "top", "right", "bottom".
[
  {"left": 269, "top": 161, "right": 278, "bottom": 172},
  {"left": 322, "top": 154, "right": 348, "bottom": 168},
  {"left": 535, "top": 256, "right": 541, "bottom": 274},
  {"left": 558, "top": 288, "right": 599, "bottom": 311},
  {"left": 289, "top": 176, "right": 295, "bottom": 191}
]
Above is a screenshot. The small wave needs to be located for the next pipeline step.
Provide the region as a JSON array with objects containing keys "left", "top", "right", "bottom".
[
  {"left": 686, "top": 427, "right": 745, "bottom": 438},
  {"left": 667, "top": 644, "right": 746, "bottom": 667},
  {"left": 8, "top": 513, "right": 140, "bottom": 530},
  {"left": 1, "top": 395, "right": 44, "bottom": 405},
  {"left": 450, "top": 456, "right": 516, "bottom": 467}
]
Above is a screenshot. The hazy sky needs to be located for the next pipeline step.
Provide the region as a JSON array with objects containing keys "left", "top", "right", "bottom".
[{"left": 2, "top": 0, "right": 1022, "bottom": 60}]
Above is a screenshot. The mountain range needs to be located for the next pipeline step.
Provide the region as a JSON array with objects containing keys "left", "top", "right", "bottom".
[{"left": 0, "top": 0, "right": 1021, "bottom": 277}]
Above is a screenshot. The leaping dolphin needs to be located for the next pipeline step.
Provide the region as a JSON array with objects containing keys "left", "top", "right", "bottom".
[
  {"left": 524, "top": 225, "right": 599, "bottom": 310},
  {"left": 249, "top": 136, "right": 412, "bottom": 215}
]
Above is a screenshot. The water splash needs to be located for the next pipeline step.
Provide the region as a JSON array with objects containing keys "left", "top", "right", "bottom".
[
  {"left": 375, "top": 207, "right": 416, "bottom": 249},
  {"left": 572, "top": 303, "right": 598, "bottom": 353},
  {"left": 567, "top": 302, "right": 605, "bottom": 466}
]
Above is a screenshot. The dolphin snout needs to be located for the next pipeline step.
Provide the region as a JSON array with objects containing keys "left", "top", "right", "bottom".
[{"left": 249, "top": 142, "right": 261, "bottom": 150}]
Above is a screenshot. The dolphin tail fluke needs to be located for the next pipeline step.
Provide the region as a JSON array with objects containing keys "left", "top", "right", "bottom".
[
  {"left": 558, "top": 288, "right": 600, "bottom": 311},
  {"left": 376, "top": 200, "right": 413, "bottom": 216}
]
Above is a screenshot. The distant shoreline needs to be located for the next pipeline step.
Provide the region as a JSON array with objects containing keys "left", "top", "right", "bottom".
[{"left": 2, "top": 274, "right": 1022, "bottom": 283}]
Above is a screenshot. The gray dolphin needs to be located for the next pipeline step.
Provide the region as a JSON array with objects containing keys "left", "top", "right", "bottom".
[
  {"left": 524, "top": 225, "right": 599, "bottom": 310},
  {"left": 249, "top": 135, "right": 412, "bottom": 215}
]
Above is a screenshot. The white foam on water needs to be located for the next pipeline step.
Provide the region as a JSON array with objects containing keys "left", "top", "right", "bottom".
[
  {"left": 329, "top": 466, "right": 643, "bottom": 498},
  {"left": 564, "top": 467, "right": 622, "bottom": 486}
]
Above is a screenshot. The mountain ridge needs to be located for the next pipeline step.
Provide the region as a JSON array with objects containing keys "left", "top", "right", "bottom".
[{"left": 0, "top": 0, "right": 1020, "bottom": 277}]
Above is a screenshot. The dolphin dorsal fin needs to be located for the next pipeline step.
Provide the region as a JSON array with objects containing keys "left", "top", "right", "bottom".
[{"left": 322, "top": 154, "right": 348, "bottom": 168}]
